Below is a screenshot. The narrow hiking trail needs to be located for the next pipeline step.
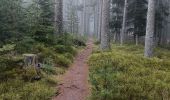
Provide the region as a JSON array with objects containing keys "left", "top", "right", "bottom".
[{"left": 53, "top": 39, "right": 94, "bottom": 100}]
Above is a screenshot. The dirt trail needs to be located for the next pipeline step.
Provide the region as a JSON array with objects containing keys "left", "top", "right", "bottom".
[{"left": 53, "top": 39, "right": 93, "bottom": 100}]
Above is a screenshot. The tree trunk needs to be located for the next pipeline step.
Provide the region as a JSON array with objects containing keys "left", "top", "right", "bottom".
[
  {"left": 97, "top": 0, "right": 103, "bottom": 42},
  {"left": 113, "top": 33, "right": 116, "bottom": 42},
  {"left": 100, "top": 0, "right": 110, "bottom": 50},
  {"left": 120, "top": 0, "right": 128, "bottom": 45},
  {"left": 94, "top": 4, "right": 98, "bottom": 38},
  {"left": 54, "top": 0, "right": 63, "bottom": 34},
  {"left": 135, "top": 34, "right": 139, "bottom": 46},
  {"left": 82, "top": 0, "right": 86, "bottom": 35},
  {"left": 144, "top": 0, "right": 156, "bottom": 57}
]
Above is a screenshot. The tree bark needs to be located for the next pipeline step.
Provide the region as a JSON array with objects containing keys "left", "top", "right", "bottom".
[
  {"left": 144, "top": 0, "right": 156, "bottom": 57},
  {"left": 97, "top": 0, "right": 103, "bottom": 42},
  {"left": 54, "top": 0, "right": 63, "bottom": 34},
  {"left": 120, "top": 0, "right": 128, "bottom": 45},
  {"left": 135, "top": 34, "right": 139, "bottom": 46},
  {"left": 100, "top": 0, "right": 110, "bottom": 50},
  {"left": 82, "top": 0, "right": 86, "bottom": 35}
]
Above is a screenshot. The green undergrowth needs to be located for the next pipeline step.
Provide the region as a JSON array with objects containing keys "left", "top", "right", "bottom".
[
  {"left": 0, "top": 66, "right": 60, "bottom": 100},
  {"left": 89, "top": 44, "right": 170, "bottom": 100},
  {"left": 0, "top": 34, "right": 86, "bottom": 100}
]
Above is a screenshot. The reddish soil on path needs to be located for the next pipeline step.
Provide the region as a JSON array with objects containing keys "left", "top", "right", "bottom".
[{"left": 53, "top": 39, "right": 93, "bottom": 100}]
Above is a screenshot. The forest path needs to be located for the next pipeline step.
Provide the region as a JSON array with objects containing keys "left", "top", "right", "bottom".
[{"left": 53, "top": 39, "right": 94, "bottom": 100}]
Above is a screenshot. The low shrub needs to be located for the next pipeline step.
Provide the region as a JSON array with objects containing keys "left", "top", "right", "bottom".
[
  {"left": 0, "top": 79, "right": 55, "bottom": 100},
  {"left": 33, "top": 44, "right": 55, "bottom": 62},
  {"left": 63, "top": 53, "right": 74, "bottom": 61},
  {"left": 21, "top": 67, "right": 37, "bottom": 81},
  {"left": 42, "top": 74, "right": 58, "bottom": 85},
  {"left": 15, "top": 37, "right": 36, "bottom": 54},
  {"left": 0, "top": 44, "right": 16, "bottom": 54},
  {"left": 55, "top": 67, "right": 65, "bottom": 75},
  {"left": 0, "top": 33, "right": 84, "bottom": 99},
  {"left": 89, "top": 44, "right": 170, "bottom": 100},
  {"left": 56, "top": 33, "right": 87, "bottom": 47},
  {"left": 55, "top": 54, "right": 72, "bottom": 67},
  {"left": 54, "top": 45, "right": 77, "bottom": 56},
  {"left": 33, "top": 43, "right": 76, "bottom": 67},
  {"left": 94, "top": 40, "right": 100, "bottom": 45},
  {"left": 21, "top": 81, "right": 55, "bottom": 100},
  {"left": 0, "top": 57, "right": 23, "bottom": 81},
  {"left": 73, "top": 38, "right": 86, "bottom": 47},
  {"left": 41, "top": 64, "right": 57, "bottom": 75}
]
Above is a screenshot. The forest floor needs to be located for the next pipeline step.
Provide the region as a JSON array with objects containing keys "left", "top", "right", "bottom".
[{"left": 53, "top": 39, "right": 94, "bottom": 100}]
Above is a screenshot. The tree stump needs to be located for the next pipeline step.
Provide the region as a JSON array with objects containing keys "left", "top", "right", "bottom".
[
  {"left": 23, "top": 54, "right": 38, "bottom": 67},
  {"left": 23, "top": 54, "right": 41, "bottom": 80}
]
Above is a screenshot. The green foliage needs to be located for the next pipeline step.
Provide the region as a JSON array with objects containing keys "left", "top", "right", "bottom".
[
  {"left": 43, "top": 75, "right": 58, "bottom": 85},
  {"left": 0, "top": 0, "right": 26, "bottom": 44},
  {"left": 0, "top": 34, "right": 83, "bottom": 99},
  {"left": 63, "top": 53, "right": 74, "bottom": 61},
  {"left": 0, "top": 57, "right": 22, "bottom": 74},
  {"left": 127, "top": 0, "right": 147, "bottom": 36},
  {"left": 0, "top": 44, "right": 15, "bottom": 52},
  {"left": 32, "top": 43, "right": 75, "bottom": 67},
  {"left": 20, "top": 81, "right": 55, "bottom": 100},
  {"left": 0, "top": 79, "right": 55, "bottom": 100},
  {"left": 33, "top": 26, "right": 54, "bottom": 44},
  {"left": 55, "top": 67, "right": 66, "bottom": 75},
  {"left": 41, "top": 71, "right": 58, "bottom": 85},
  {"left": 55, "top": 45, "right": 77, "bottom": 55},
  {"left": 41, "top": 64, "right": 57, "bottom": 75},
  {"left": 94, "top": 40, "right": 101, "bottom": 45},
  {"left": 0, "top": 37, "right": 80, "bottom": 99},
  {"left": 73, "top": 38, "right": 86, "bottom": 47},
  {"left": 0, "top": 0, "right": 85, "bottom": 99},
  {"left": 110, "top": 0, "right": 124, "bottom": 30},
  {"left": 55, "top": 54, "right": 72, "bottom": 67},
  {"left": 89, "top": 44, "right": 170, "bottom": 100},
  {"left": 15, "top": 37, "right": 36, "bottom": 54},
  {"left": 0, "top": 62, "right": 58, "bottom": 100},
  {"left": 33, "top": 43, "right": 55, "bottom": 62},
  {"left": 72, "top": 35, "right": 87, "bottom": 47},
  {"left": 21, "top": 67, "right": 37, "bottom": 81}
]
